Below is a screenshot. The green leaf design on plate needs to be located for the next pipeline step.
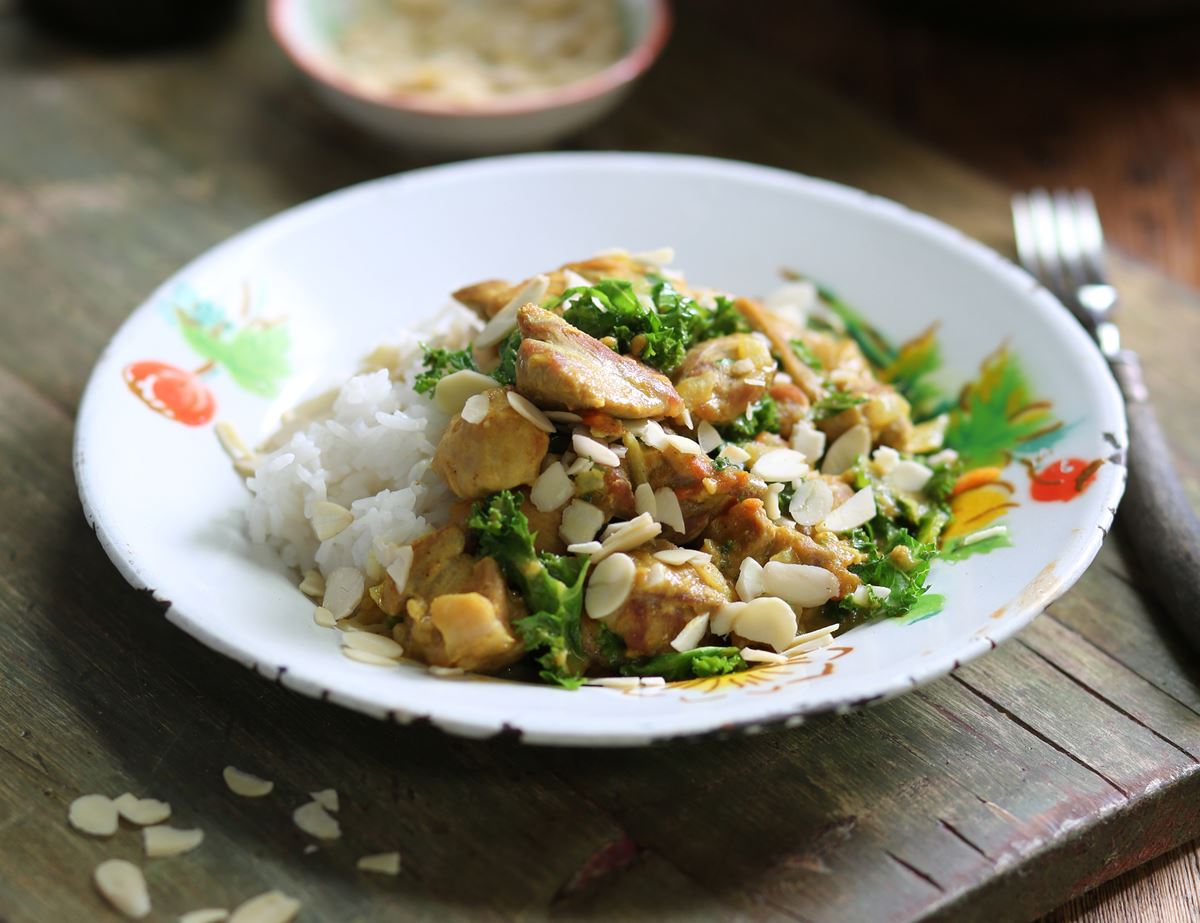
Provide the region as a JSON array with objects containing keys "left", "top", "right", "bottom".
[
  {"left": 177, "top": 309, "right": 291, "bottom": 398},
  {"left": 940, "top": 530, "right": 1014, "bottom": 562}
]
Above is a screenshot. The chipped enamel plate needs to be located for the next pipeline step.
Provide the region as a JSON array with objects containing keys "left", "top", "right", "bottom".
[{"left": 75, "top": 153, "right": 1126, "bottom": 745}]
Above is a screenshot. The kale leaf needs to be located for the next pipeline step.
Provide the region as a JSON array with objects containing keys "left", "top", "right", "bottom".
[
  {"left": 835, "top": 517, "right": 937, "bottom": 629},
  {"left": 621, "top": 647, "right": 746, "bottom": 681},
  {"left": 811, "top": 389, "right": 867, "bottom": 421},
  {"left": 716, "top": 395, "right": 781, "bottom": 442},
  {"left": 413, "top": 344, "right": 478, "bottom": 395},
  {"left": 492, "top": 330, "right": 521, "bottom": 387},
  {"left": 789, "top": 338, "right": 824, "bottom": 371}
]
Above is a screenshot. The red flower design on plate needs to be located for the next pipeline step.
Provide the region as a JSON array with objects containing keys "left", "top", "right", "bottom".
[
  {"left": 123, "top": 360, "right": 217, "bottom": 427},
  {"left": 1028, "top": 457, "right": 1102, "bottom": 502}
]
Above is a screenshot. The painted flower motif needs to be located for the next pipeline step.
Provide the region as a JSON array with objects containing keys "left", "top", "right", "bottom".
[
  {"left": 943, "top": 467, "right": 1017, "bottom": 541},
  {"left": 1028, "top": 457, "right": 1102, "bottom": 502},
  {"left": 123, "top": 360, "right": 217, "bottom": 427},
  {"left": 666, "top": 645, "right": 852, "bottom": 696}
]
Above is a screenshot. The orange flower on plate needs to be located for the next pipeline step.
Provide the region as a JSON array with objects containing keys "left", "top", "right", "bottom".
[{"left": 943, "top": 466, "right": 1018, "bottom": 541}]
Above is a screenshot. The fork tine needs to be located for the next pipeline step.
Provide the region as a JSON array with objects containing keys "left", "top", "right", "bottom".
[
  {"left": 1070, "top": 189, "right": 1109, "bottom": 284},
  {"left": 1011, "top": 192, "right": 1040, "bottom": 279},
  {"left": 1051, "top": 189, "right": 1089, "bottom": 292},
  {"left": 1027, "top": 187, "right": 1067, "bottom": 300}
]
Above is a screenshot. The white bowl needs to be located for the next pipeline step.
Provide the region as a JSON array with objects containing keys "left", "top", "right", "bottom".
[
  {"left": 75, "top": 153, "right": 1126, "bottom": 745},
  {"left": 268, "top": 0, "right": 672, "bottom": 154}
]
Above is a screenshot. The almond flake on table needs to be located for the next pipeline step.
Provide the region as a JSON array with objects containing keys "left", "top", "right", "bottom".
[
  {"left": 68, "top": 793, "right": 118, "bottom": 837},
  {"left": 223, "top": 766, "right": 274, "bottom": 798},
  {"left": 94, "top": 859, "right": 151, "bottom": 919},
  {"left": 228, "top": 890, "right": 301, "bottom": 923},
  {"left": 178, "top": 910, "right": 229, "bottom": 923},
  {"left": 309, "top": 789, "right": 339, "bottom": 812},
  {"left": 114, "top": 793, "right": 172, "bottom": 826},
  {"left": 144, "top": 824, "right": 205, "bottom": 857},
  {"left": 293, "top": 800, "right": 341, "bottom": 840},
  {"left": 357, "top": 851, "right": 402, "bottom": 875}
]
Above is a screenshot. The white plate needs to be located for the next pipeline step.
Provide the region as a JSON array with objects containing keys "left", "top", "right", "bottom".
[{"left": 75, "top": 153, "right": 1126, "bottom": 745}]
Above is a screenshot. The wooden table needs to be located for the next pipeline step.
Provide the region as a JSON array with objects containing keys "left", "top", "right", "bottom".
[{"left": 2, "top": 4, "right": 1199, "bottom": 921}]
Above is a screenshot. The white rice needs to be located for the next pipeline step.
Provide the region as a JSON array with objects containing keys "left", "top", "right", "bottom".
[{"left": 246, "top": 304, "right": 480, "bottom": 576}]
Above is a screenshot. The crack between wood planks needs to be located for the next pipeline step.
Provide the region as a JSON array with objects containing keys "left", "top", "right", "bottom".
[
  {"left": 883, "top": 850, "right": 945, "bottom": 893},
  {"left": 1015, "top": 638, "right": 1200, "bottom": 764},
  {"left": 949, "top": 674, "right": 1132, "bottom": 799},
  {"left": 937, "top": 818, "right": 992, "bottom": 862}
]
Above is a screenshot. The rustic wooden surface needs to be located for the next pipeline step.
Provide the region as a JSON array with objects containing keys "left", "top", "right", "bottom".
[{"left": 2, "top": 4, "right": 1200, "bottom": 922}]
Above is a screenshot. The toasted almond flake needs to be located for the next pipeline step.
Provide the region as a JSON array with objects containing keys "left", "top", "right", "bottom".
[
  {"left": 313, "top": 606, "right": 336, "bottom": 628},
  {"left": 298, "top": 569, "right": 325, "bottom": 598},
  {"left": 567, "top": 541, "right": 603, "bottom": 555},
  {"left": 341, "top": 631, "right": 405, "bottom": 659},
  {"left": 343, "top": 648, "right": 400, "bottom": 667},
  {"left": 585, "top": 553, "right": 636, "bottom": 619},
  {"left": 433, "top": 369, "right": 497, "bottom": 415},
  {"left": 357, "top": 851, "right": 403, "bottom": 875},
  {"left": 962, "top": 524, "right": 1009, "bottom": 546},
  {"left": 293, "top": 801, "right": 341, "bottom": 840},
  {"left": 573, "top": 433, "right": 620, "bottom": 467},
  {"left": 309, "top": 789, "right": 339, "bottom": 812},
  {"left": 664, "top": 434, "right": 703, "bottom": 456},
  {"left": 821, "top": 486, "right": 877, "bottom": 532},
  {"left": 785, "top": 633, "right": 836, "bottom": 656},
  {"left": 872, "top": 445, "right": 900, "bottom": 474},
  {"left": 765, "top": 483, "right": 784, "bottom": 520},
  {"left": 228, "top": 890, "right": 301, "bottom": 923},
  {"left": 788, "top": 479, "right": 835, "bottom": 526},
  {"left": 719, "top": 443, "right": 751, "bottom": 465},
  {"left": 752, "top": 448, "right": 808, "bottom": 482},
  {"left": 565, "top": 456, "right": 593, "bottom": 476},
  {"left": 670, "top": 613, "right": 710, "bottom": 652},
  {"left": 477, "top": 276, "right": 548, "bottom": 348},
  {"left": 653, "top": 548, "right": 708, "bottom": 566},
  {"left": 633, "top": 482, "right": 658, "bottom": 518},
  {"left": 322, "top": 566, "right": 365, "bottom": 619},
  {"left": 696, "top": 421, "right": 723, "bottom": 453},
  {"left": 633, "top": 419, "right": 668, "bottom": 449},
  {"left": 849, "top": 584, "right": 893, "bottom": 606},
  {"left": 460, "top": 392, "right": 490, "bottom": 425},
  {"left": 631, "top": 246, "right": 674, "bottom": 266},
  {"left": 545, "top": 410, "right": 583, "bottom": 423},
  {"left": 593, "top": 513, "right": 661, "bottom": 562},
  {"left": 786, "top": 623, "right": 840, "bottom": 651},
  {"left": 790, "top": 423, "right": 826, "bottom": 463},
  {"left": 114, "top": 794, "right": 171, "bottom": 826},
  {"left": 584, "top": 676, "right": 642, "bottom": 689},
  {"left": 506, "top": 390, "right": 555, "bottom": 433},
  {"left": 144, "top": 824, "right": 204, "bottom": 858},
  {"left": 179, "top": 910, "right": 229, "bottom": 923},
  {"left": 429, "top": 665, "right": 465, "bottom": 677},
  {"left": 653, "top": 488, "right": 685, "bottom": 533},
  {"left": 821, "top": 424, "right": 871, "bottom": 475},
  {"left": 731, "top": 596, "right": 798, "bottom": 652},
  {"left": 736, "top": 557, "right": 764, "bottom": 601},
  {"left": 927, "top": 448, "right": 959, "bottom": 467},
  {"left": 885, "top": 459, "right": 934, "bottom": 493},
  {"left": 385, "top": 546, "right": 414, "bottom": 595},
  {"left": 223, "top": 767, "right": 274, "bottom": 798},
  {"left": 740, "top": 647, "right": 789, "bottom": 664},
  {"left": 94, "top": 859, "right": 150, "bottom": 919},
  {"left": 762, "top": 562, "right": 840, "bottom": 607},
  {"left": 310, "top": 500, "right": 353, "bottom": 541},
  {"left": 530, "top": 462, "right": 573, "bottom": 512},
  {"left": 559, "top": 500, "right": 605, "bottom": 546},
  {"left": 711, "top": 601, "right": 746, "bottom": 636},
  {"left": 69, "top": 794, "right": 118, "bottom": 837}
]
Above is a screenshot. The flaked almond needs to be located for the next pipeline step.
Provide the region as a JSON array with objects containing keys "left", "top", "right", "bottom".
[
  {"left": 654, "top": 488, "right": 685, "bottom": 533},
  {"left": 653, "top": 548, "right": 710, "bottom": 566},
  {"left": 94, "top": 859, "right": 150, "bottom": 919},
  {"left": 179, "top": 910, "right": 229, "bottom": 923},
  {"left": 585, "top": 553, "right": 635, "bottom": 619},
  {"left": 228, "top": 891, "right": 301, "bottom": 923},
  {"left": 310, "top": 500, "right": 353, "bottom": 541},
  {"left": 357, "top": 852, "right": 402, "bottom": 876},
  {"left": 849, "top": 584, "right": 893, "bottom": 607},
  {"left": 762, "top": 562, "right": 840, "bottom": 607},
  {"left": 433, "top": 369, "right": 497, "bottom": 416},
  {"left": 506, "top": 390, "right": 555, "bottom": 433},
  {"left": 634, "top": 482, "right": 657, "bottom": 519},
  {"left": 144, "top": 825, "right": 204, "bottom": 858},
  {"left": 593, "top": 513, "right": 661, "bottom": 562},
  {"left": 559, "top": 500, "right": 605, "bottom": 546},
  {"left": 696, "top": 421, "right": 723, "bottom": 453},
  {"left": 530, "top": 461, "right": 573, "bottom": 513},
  {"left": 788, "top": 479, "right": 834, "bottom": 527},
  {"left": 790, "top": 422, "right": 827, "bottom": 464},
  {"left": 821, "top": 486, "right": 876, "bottom": 533},
  {"left": 545, "top": 410, "right": 582, "bottom": 423},
  {"left": 293, "top": 801, "right": 341, "bottom": 840},
  {"left": 223, "top": 766, "right": 273, "bottom": 798},
  {"left": 871, "top": 445, "right": 900, "bottom": 474},
  {"left": 730, "top": 357, "right": 756, "bottom": 377},
  {"left": 476, "top": 274, "right": 549, "bottom": 348},
  {"left": 710, "top": 601, "right": 746, "bottom": 636},
  {"left": 298, "top": 569, "right": 325, "bottom": 598},
  {"left": 962, "top": 524, "right": 1008, "bottom": 546},
  {"left": 565, "top": 456, "right": 592, "bottom": 476},
  {"left": 309, "top": 789, "right": 339, "bottom": 812},
  {"left": 736, "top": 557, "right": 764, "bottom": 601},
  {"left": 566, "top": 541, "right": 603, "bottom": 555},
  {"left": 821, "top": 424, "right": 871, "bottom": 475},
  {"left": 632, "top": 419, "right": 668, "bottom": 450},
  {"left": 114, "top": 794, "right": 171, "bottom": 827},
  {"left": 752, "top": 448, "right": 808, "bottom": 482},
  {"left": 428, "top": 665, "right": 464, "bottom": 677},
  {"left": 573, "top": 433, "right": 620, "bottom": 467},
  {"left": 741, "top": 647, "right": 789, "bottom": 664},
  {"left": 460, "top": 392, "right": 490, "bottom": 425},
  {"left": 885, "top": 459, "right": 934, "bottom": 493},
  {"left": 786, "top": 633, "right": 836, "bottom": 656},
  {"left": 343, "top": 648, "right": 401, "bottom": 667},
  {"left": 584, "top": 676, "right": 642, "bottom": 689},
  {"left": 719, "top": 443, "right": 751, "bottom": 465},
  {"left": 731, "top": 596, "right": 798, "bottom": 652},
  {"left": 341, "top": 631, "right": 404, "bottom": 659},
  {"left": 670, "top": 613, "right": 710, "bottom": 652},
  {"left": 322, "top": 566, "right": 365, "bottom": 620},
  {"left": 927, "top": 448, "right": 959, "bottom": 467},
  {"left": 764, "top": 483, "right": 784, "bottom": 520},
  {"left": 313, "top": 606, "right": 336, "bottom": 628},
  {"left": 386, "top": 546, "right": 414, "bottom": 595},
  {"left": 785, "top": 623, "right": 840, "bottom": 653},
  {"left": 664, "top": 434, "right": 703, "bottom": 456},
  {"left": 69, "top": 794, "right": 118, "bottom": 837}
]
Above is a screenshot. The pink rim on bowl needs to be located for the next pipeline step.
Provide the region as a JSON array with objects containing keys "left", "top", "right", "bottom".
[{"left": 267, "top": 0, "right": 674, "bottom": 119}]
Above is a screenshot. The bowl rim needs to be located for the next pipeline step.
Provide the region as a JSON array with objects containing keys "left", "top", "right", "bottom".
[{"left": 266, "top": 0, "right": 673, "bottom": 119}]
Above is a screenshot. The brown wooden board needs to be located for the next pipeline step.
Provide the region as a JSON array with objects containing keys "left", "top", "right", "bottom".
[{"left": 1, "top": 6, "right": 1199, "bottom": 922}]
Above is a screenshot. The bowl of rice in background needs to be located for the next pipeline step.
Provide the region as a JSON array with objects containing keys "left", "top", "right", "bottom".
[{"left": 268, "top": 0, "right": 672, "bottom": 154}]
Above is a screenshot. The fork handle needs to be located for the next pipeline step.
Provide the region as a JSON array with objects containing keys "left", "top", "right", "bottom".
[{"left": 1109, "top": 350, "right": 1200, "bottom": 651}]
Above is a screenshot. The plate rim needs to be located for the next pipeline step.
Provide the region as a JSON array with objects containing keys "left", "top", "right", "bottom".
[{"left": 74, "top": 151, "right": 1128, "bottom": 745}]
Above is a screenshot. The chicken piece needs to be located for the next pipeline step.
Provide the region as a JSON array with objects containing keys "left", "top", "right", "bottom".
[
  {"left": 701, "top": 498, "right": 863, "bottom": 598},
  {"left": 580, "top": 546, "right": 734, "bottom": 661},
  {"left": 433, "top": 388, "right": 549, "bottom": 499},
  {"left": 640, "top": 441, "right": 767, "bottom": 541},
  {"left": 803, "top": 330, "right": 913, "bottom": 448},
  {"left": 768, "top": 380, "right": 811, "bottom": 440},
  {"left": 736, "top": 297, "right": 828, "bottom": 403},
  {"left": 520, "top": 490, "right": 567, "bottom": 554},
  {"left": 673, "top": 333, "right": 777, "bottom": 423},
  {"left": 381, "top": 525, "right": 525, "bottom": 673},
  {"left": 515, "top": 305, "right": 685, "bottom": 419}
]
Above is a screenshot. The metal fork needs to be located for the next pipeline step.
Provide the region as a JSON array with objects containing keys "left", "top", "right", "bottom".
[{"left": 1012, "top": 189, "right": 1200, "bottom": 650}]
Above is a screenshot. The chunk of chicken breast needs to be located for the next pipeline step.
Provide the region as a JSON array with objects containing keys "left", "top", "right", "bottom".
[
  {"left": 433, "top": 388, "right": 549, "bottom": 499},
  {"left": 673, "top": 333, "right": 777, "bottom": 423},
  {"left": 515, "top": 305, "right": 684, "bottom": 419}
]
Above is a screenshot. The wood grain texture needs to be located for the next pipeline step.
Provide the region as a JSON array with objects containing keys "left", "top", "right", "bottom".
[{"left": 1, "top": 3, "right": 1199, "bottom": 922}]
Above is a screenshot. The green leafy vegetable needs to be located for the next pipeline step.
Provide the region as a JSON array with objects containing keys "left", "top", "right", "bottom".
[
  {"left": 468, "top": 491, "right": 590, "bottom": 687},
  {"left": 789, "top": 339, "right": 823, "bottom": 371},
  {"left": 594, "top": 624, "right": 627, "bottom": 666},
  {"left": 413, "top": 344, "right": 478, "bottom": 395},
  {"left": 493, "top": 330, "right": 521, "bottom": 387},
  {"left": 836, "top": 518, "right": 937, "bottom": 628},
  {"left": 924, "top": 461, "right": 962, "bottom": 504},
  {"left": 621, "top": 647, "right": 746, "bottom": 681},
  {"left": 815, "top": 284, "right": 895, "bottom": 369},
  {"left": 811, "top": 389, "right": 867, "bottom": 421},
  {"left": 716, "top": 395, "right": 781, "bottom": 442},
  {"left": 694, "top": 294, "right": 749, "bottom": 341}
]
